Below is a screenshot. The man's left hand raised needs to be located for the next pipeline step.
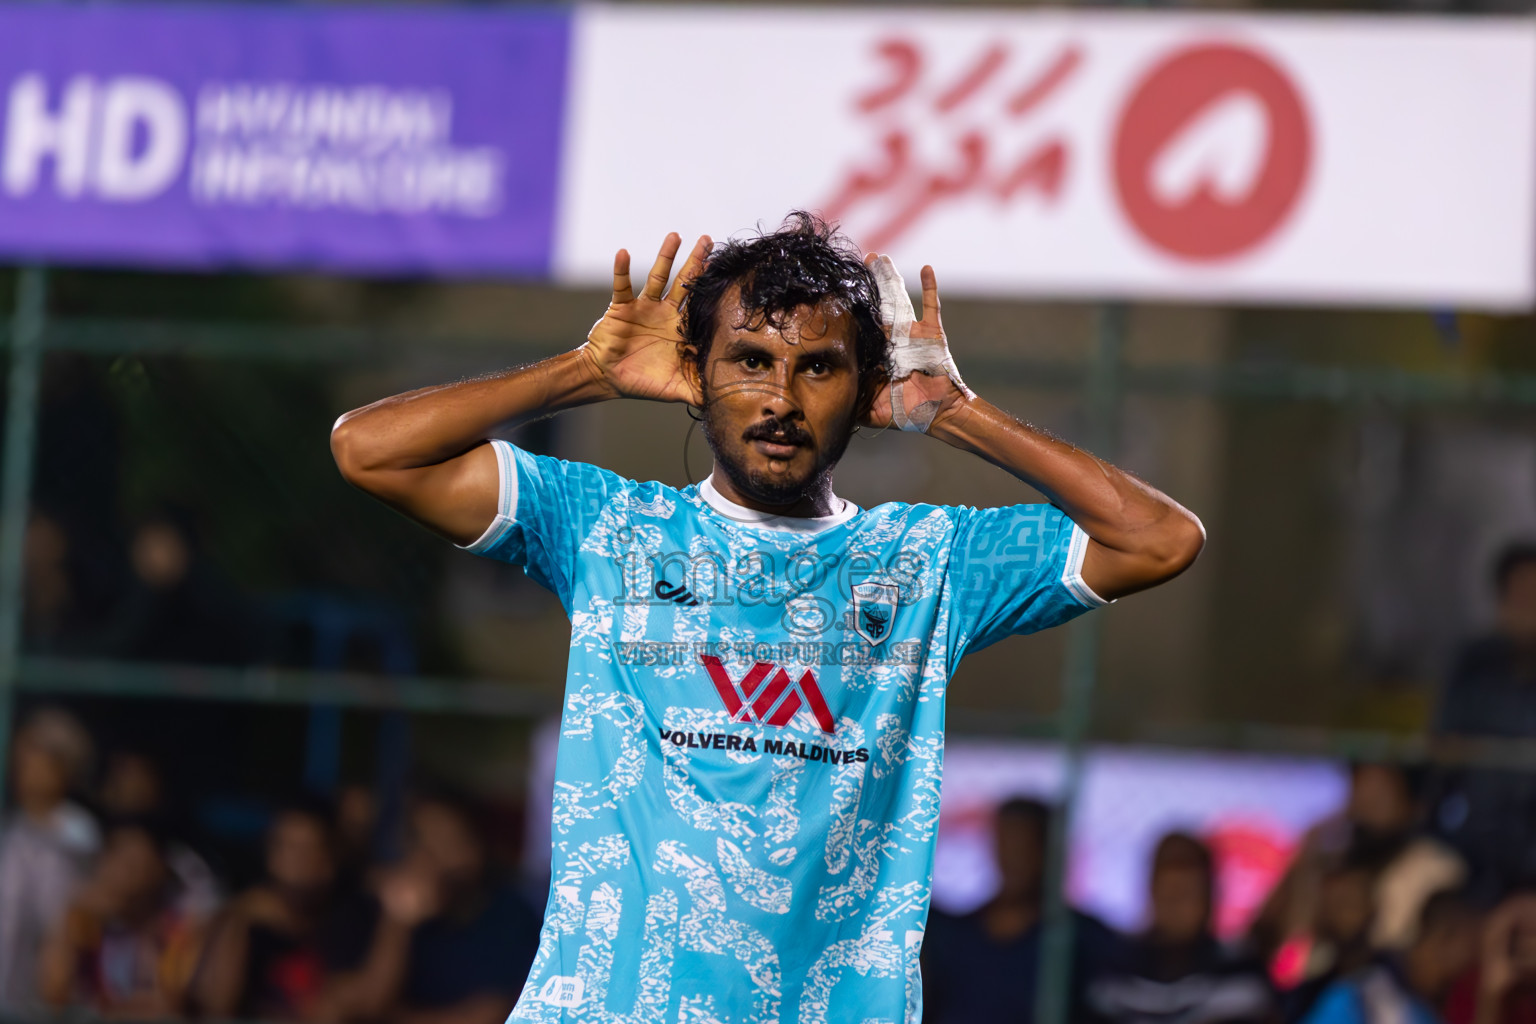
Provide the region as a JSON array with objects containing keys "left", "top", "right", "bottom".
[{"left": 860, "top": 254, "right": 972, "bottom": 433}]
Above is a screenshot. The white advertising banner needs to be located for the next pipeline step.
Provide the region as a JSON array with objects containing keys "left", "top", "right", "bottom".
[{"left": 556, "top": 7, "right": 1536, "bottom": 309}]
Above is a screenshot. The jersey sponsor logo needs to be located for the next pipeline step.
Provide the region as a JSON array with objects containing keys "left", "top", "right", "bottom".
[
  {"left": 660, "top": 728, "right": 757, "bottom": 752},
  {"left": 657, "top": 727, "right": 869, "bottom": 766},
  {"left": 700, "top": 654, "right": 837, "bottom": 734},
  {"left": 851, "top": 581, "right": 899, "bottom": 645},
  {"left": 761, "top": 736, "right": 867, "bottom": 765}
]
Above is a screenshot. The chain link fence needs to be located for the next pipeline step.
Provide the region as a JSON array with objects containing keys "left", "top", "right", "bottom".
[{"left": 3, "top": 265, "right": 1535, "bottom": 1021}]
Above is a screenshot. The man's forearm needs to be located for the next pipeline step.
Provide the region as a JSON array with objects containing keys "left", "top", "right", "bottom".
[
  {"left": 332, "top": 350, "right": 607, "bottom": 474},
  {"left": 330, "top": 349, "right": 612, "bottom": 545},
  {"left": 331, "top": 232, "right": 702, "bottom": 544},
  {"left": 928, "top": 395, "right": 1203, "bottom": 598}
]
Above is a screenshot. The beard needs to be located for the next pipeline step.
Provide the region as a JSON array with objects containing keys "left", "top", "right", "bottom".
[{"left": 700, "top": 398, "right": 853, "bottom": 508}]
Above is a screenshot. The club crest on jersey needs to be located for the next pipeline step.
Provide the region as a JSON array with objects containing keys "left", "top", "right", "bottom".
[{"left": 851, "top": 581, "right": 898, "bottom": 646}]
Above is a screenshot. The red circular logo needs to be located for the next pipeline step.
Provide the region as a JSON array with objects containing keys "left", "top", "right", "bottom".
[{"left": 1113, "top": 42, "right": 1312, "bottom": 262}]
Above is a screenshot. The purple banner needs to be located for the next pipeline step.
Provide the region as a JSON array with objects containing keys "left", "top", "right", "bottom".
[{"left": 0, "top": 4, "right": 569, "bottom": 275}]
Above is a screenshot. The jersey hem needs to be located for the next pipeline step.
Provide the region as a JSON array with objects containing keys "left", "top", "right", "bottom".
[
  {"left": 456, "top": 438, "right": 519, "bottom": 554},
  {"left": 1062, "top": 522, "right": 1112, "bottom": 607}
]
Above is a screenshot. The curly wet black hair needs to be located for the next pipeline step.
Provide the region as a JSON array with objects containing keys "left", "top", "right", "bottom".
[{"left": 679, "top": 212, "right": 891, "bottom": 420}]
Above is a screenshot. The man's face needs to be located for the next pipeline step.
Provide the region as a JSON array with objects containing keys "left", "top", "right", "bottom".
[
  {"left": 696, "top": 288, "right": 861, "bottom": 507},
  {"left": 1417, "top": 915, "right": 1479, "bottom": 997},
  {"left": 1500, "top": 562, "right": 1536, "bottom": 645},
  {"left": 1149, "top": 865, "right": 1210, "bottom": 944},
  {"left": 102, "top": 753, "right": 162, "bottom": 817},
  {"left": 131, "top": 521, "right": 191, "bottom": 590},
  {"left": 993, "top": 814, "right": 1045, "bottom": 901},
  {"left": 12, "top": 736, "right": 68, "bottom": 807},
  {"left": 412, "top": 802, "right": 485, "bottom": 897},
  {"left": 1348, "top": 763, "right": 1412, "bottom": 838},
  {"left": 267, "top": 813, "right": 335, "bottom": 897},
  {"left": 1318, "top": 868, "right": 1373, "bottom": 944},
  {"left": 97, "top": 827, "right": 168, "bottom": 913},
  {"left": 1512, "top": 916, "right": 1536, "bottom": 980}
]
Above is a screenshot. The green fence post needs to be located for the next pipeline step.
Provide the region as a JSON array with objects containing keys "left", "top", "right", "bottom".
[
  {"left": 0, "top": 267, "right": 50, "bottom": 799},
  {"left": 1034, "top": 302, "right": 1125, "bottom": 1024}
]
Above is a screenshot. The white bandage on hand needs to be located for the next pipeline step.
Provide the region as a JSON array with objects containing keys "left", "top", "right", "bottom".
[{"left": 869, "top": 255, "right": 972, "bottom": 432}]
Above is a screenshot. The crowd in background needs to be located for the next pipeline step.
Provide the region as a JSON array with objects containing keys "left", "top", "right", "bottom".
[
  {"left": 925, "top": 763, "right": 1536, "bottom": 1024},
  {"left": 920, "top": 542, "right": 1536, "bottom": 1024},
  {"left": 24, "top": 502, "right": 372, "bottom": 671},
  {"left": 0, "top": 708, "right": 541, "bottom": 1024},
  {"left": 4, "top": 700, "right": 1536, "bottom": 1024}
]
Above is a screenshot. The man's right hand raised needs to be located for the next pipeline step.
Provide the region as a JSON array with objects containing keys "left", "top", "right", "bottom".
[
  {"left": 331, "top": 231, "right": 712, "bottom": 548},
  {"left": 580, "top": 232, "right": 712, "bottom": 405}
]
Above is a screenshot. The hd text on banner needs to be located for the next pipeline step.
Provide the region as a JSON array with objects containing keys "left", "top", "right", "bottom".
[
  {"left": 557, "top": 7, "right": 1536, "bottom": 310},
  {"left": 0, "top": 4, "right": 569, "bottom": 275}
]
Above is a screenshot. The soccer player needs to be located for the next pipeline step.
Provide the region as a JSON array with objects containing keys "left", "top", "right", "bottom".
[{"left": 331, "top": 214, "right": 1204, "bottom": 1024}]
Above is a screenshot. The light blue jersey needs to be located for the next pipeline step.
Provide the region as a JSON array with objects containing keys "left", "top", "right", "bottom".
[{"left": 461, "top": 439, "right": 1105, "bottom": 1024}]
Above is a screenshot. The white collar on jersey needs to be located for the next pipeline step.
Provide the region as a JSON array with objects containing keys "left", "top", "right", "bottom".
[{"left": 698, "top": 474, "right": 858, "bottom": 534}]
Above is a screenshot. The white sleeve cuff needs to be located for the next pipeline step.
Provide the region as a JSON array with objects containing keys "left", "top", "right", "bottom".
[
  {"left": 457, "top": 439, "right": 520, "bottom": 553},
  {"left": 1062, "top": 523, "right": 1111, "bottom": 608}
]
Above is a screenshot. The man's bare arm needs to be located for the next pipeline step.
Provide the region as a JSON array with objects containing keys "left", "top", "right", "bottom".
[
  {"left": 330, "top": 234, "right": 709, "bottom": 545},
  {"left": 331, "top": 354, "right": 604, "bottom": 545},
  {"left": 929, "top": 398, "right": 1204, "bottom": 600}
]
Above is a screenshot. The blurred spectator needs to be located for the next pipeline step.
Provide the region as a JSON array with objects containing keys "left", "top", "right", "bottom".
[
  {"left": 922, "top": 797, "right": 1120, "bottom": 1024},
  {"left": 23, "top": 511, "right": 80, "bottom": 652},
  {"left": 193, "top": 801, "right": 377, "bottom": 1021},
  {"left": 1301, "top": 890, "right": 1480, "bottom": 1024},
  {"left": 38, "top": 817, "right": 207, "bottom": 1016},
  {"left": 100, "top": 749, "right": 163, "bottom": 818},
  {"left": 1254, "top": 763, "right": 1466, "bottom": 964},
  {"left": 1350, "top": 764, "right": 1465, "bottom": 949},
  {"left": 323, "top": 790, "right": 541, "bottom": 1024},
  {"left": 0, "top": 707, "right": 99, "bottom": 1011},
  {"left": 1435, "top": 543, "right": 1536, "bottom": 895},
  {"left": 34, "top": 354, "right": 122, "bottom": 559},
  {"left": 1445, "top": 891, "right": 1536, "bottom": 1024},
  {"left": 106, "top": 509, "right": 252, "bottom": 665},
  {"left": 1085, "top": 832, "right": 1274, "bottom": 1024},
  {"left": 1441, "top": 544, "right": 1536, "bottom": 737},
  {"left": 22, "top": 507, "right": 123, "bottom": 656},
  {"left": 1284, "top": 864, "right": 1379, "bottom": 1023},
  {"left": 335, "top": 783, "right": 378, "bottom": 886},
  {"left": 99, "top": 749, "right": 222, "bottom": 919}
]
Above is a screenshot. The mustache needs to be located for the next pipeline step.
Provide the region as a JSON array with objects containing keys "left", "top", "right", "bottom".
[{"left": 742, "top": 418, "right": 812, "bottom": 447}]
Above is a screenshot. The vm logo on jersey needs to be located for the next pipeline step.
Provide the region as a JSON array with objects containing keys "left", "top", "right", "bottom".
[{"left": 700, "top": 655, "right": 837, "bottom": 734}]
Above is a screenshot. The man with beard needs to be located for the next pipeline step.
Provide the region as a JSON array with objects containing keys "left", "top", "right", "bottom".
[{"left": 331, "top": 214, "right": 1204, "bottom": 1022}]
